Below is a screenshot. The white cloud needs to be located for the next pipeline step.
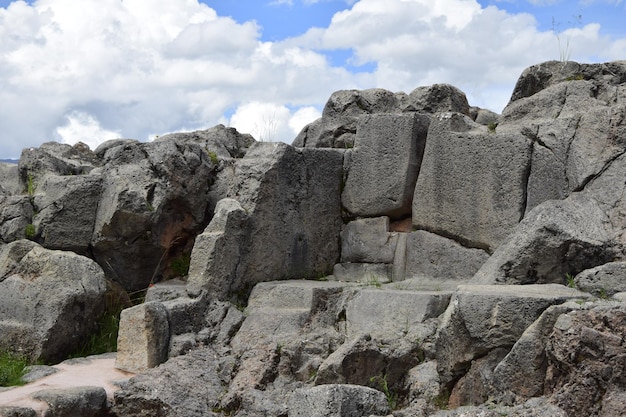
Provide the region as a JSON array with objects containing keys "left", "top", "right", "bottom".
[
  {"left": 55, "top": 111, "right": 121, "bottom": 149},
  {"left": 1, "top": 0, "right": 625, "bottom": 158}
]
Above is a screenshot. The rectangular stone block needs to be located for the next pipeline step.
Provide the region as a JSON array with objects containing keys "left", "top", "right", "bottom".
[
  {"left": 115, "top": 301, "right": 170, "bottom": 374},
  {"left": 346, "top": 289, "right": 452, "bottom": 339},
  {"left": 341, "top": 217, "right": 398, "bottom": 263},
  {"left": 342, "top": 113, "right": 429, "bottom": 218}
]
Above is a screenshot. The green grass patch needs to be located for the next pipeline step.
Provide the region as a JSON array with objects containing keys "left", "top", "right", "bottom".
[
  {"left": 170, "top": 253, "right": 191, "bottom": 277},
  {"left": 0, "top": 351, "right": 29, "bottom": 387}
]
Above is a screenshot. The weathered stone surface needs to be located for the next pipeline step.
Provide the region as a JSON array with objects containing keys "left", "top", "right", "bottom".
[
  {"left": 404, "top": 84, "right": 470, "bottom": 115},
  {"left": 0, "top": 407, "right": 37, "bottom": 417},
  {"left": 0, "top": 196, "right": 34, "bottom": 243},
  {"left": 230, "top": 280, "right": 350, "bottom": 352},
  {"left": 0, "top": 162, "right": 19, "bottom": 196},
  {"left": 435, "top": 284, "right": 589, "bottom": 387},
  {"left": 156, "top": 124, "right": 256, "bottom": 159},
  {"left": 288, "top": 384, "right": 390, "bottom": 417},
  {"left": 404, "top": 361, "right": 441, "bottom": 406},
  {"left": 428, "top": 397, "right": 567, "bottom": 417},
  {"left": 413, "top": 113, "right": 532, "bottom": 251},
  {"left": 31, "top": 386, "right": 107, "bottom": 417},
  {"left": 575, "top": 261, "right": 626, "bottom": 297},
  {"left": 113, "top": 347, "right": 225, "bottom": 417},
  {"left": 0, "top": 240, "right": 38, "bottom": 281},
  {"left": 448, "top": 348, "right": 508, "bottom": 408},
  {"left": 0, "top": 244, "right": 107, "bottom": 362},
  {"left": 340, "top": 217, "right": 398, "bottom": 264},
  {"left": 492, "top": 302, "right": 582, "bottom": 401},
  {"left": 472, "top": 194, "right": 616, "bottom": 285},
  {"left": 345, "top": 289, "right": 451, "bottom": 339},
  {"left": 544, "top": 304, "right": 626, "bottom": 417},
  {"left": 115, "top": 301, "right": 170, "bottom": 374},
  {"left": 584, "top": 151, "right": 626, "bottom": 248},
  {"left": 186, "top": 198, "right": 248, "bottom": 298},
  {"left": 17, "top": 142, "right": 100, "bottom": 190},
  {"left": 92, "top": 139, "right": 215, "bottom": 291},
  {"left": 342, "top": 113, "right": 429, "bottom": 218},
  {"left": 402, "top": 230, "right": 489, "bottom": 281},
  {"left": 32, "top": 174, "right": 102, "bottom": 254},
  {"left": 188, "top": 143, "right": 344, "bottom": 300},
  {"left": 501, "top": 61, "right": 626, "bottom": 214},
  {"left": 471, "top": 107, "right": 499, "bottom": 126},
  {"left": 332, "top": 263, "right": 392, "bottom": 284},
  {"left": 315, "top": 335, "right": 424, "bottom": 396},
  {"left": 508, "top": 60, "right": 626, "bottom": 103},
  {"left": 293, "top": 88, "right": 401, "bottom": 148}
]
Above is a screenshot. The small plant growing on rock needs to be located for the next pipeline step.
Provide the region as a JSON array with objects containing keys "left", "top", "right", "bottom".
[
  {"left": 487, "top": 122, "right": 497, "bottom": 133},
  {"left": 24, "top": 223, "right": 36, "bottom": 240},
  {"left": 25, "top": 172, "right": 36, "bottom": 197},
  {"left": 170, "top": 253, "right": 191, "bottom": 277},
  {"left": 207, "top": 150, "right": 219, "bottom": 165},
  {"left": 0, "top": 351, "right": 28, "bottom": 387},
  {"left": 566, "top": 273, "right": 576, "bottom": 288},
  {"left": 370, "top": 374, "right": 398, "bottom": 410}
]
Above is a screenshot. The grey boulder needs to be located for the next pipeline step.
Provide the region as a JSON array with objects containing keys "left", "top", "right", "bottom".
[
  {"left": 341, "top": 113, "right": 429, "bottom": 219},
  {"left": 471, "top": 194, "right": 616, "bottom": 285},
  {"left": 288, "top": 384, "right": 390, "bottom": 417},
  {"left": 0, "top": 242, "right": 107, "bottom": 362}
]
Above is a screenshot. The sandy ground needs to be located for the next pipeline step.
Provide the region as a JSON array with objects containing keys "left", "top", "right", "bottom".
[{"left": 0, "top": 353, "right": 134, "bottom": 413}]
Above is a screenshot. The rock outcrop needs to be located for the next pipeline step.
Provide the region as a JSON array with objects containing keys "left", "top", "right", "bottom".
[{"left": 3, "top": 60, "right": 626, "bottom": 417}]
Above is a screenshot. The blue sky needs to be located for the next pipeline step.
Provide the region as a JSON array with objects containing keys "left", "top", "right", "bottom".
[{"left": 0, "top": 0, "right": 624, "bottom": 158}]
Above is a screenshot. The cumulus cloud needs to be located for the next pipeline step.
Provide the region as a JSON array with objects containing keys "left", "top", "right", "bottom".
[
  {"left": 55, "top": 111, "right": 121, "bottom": 149},
  {"left": 0, "top": 0, "right": 625, "bottom": 158},
  {"left": 227, "top": 102, "right": 321, "bottom": 142}
]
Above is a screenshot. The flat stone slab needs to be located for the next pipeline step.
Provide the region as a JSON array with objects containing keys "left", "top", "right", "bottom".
[
  {"left": 346, "top": 289, "right": 452, "bottom": 339},
  {"left": 246, "top": 280, "right": 354, "bottom": 312}
]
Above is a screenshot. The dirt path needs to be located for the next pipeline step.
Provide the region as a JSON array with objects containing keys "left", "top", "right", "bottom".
[{"left": 0, "top": 353, "right": 134, "bottom": 413}]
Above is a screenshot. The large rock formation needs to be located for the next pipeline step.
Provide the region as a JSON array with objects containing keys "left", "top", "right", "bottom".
[{"left": 3, "top": 60, "right": 626, "bottom": 417}]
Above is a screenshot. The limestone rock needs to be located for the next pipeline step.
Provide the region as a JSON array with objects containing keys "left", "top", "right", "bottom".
[
  {"left": 17, "top": 142, "right": 100, "bottom": 190},
  {"left": 544, "top": 304, "right": 626, "bottom": 417},
  {"left": 345, "top": 289, "right": 451, "bottom": 339},
  {"left": 293, "top": 88, "right": 401, "bottom": 148},
  {"left": 332, "top": 263, "right": 392, "bottom": 284},
  {"left": 412, "top": 113, "right": 532, "bottom": 251},
  {"left": 448, "top": 348, "right": 508, "bottom": 408},
  {"left": 92, "top": 139, "right": 215, "bottom": 291},
  {"left": 186, "top": 198, "right": 248, "bottom": 298},
  {"left": 188, "top": 143, "right": 343, "bottom": 300},
  {"left": 575, "top": 261, "right": 626, "bottom": 297},
  {"left": 584, "top": 151, "right": 626, "bottom": 248},
  {"left": 0, "top": 196, "right": 34, "bottom": 243},
  {"left": 315, "top": 335, "right": 424, "bottom": 395},
  {"left": 492, "top": 302, "right": 583, "bottom": 400},
  {"left": 32, "top": 174, "right": 102, "bottom": 254},
  {"left": 0, "top": 408, "right": 37, "bottom": 417},
  {"left": 113, "top": 347, "right": 225, "bottom": 417},
  {"left": 156, "top": 125, "right": 256, "bottom": 159},
  {"left": 472, "top": 194, "right": 616, "bottom": 285},
  {"left": 501, "top": 61, "right": 626, "bottom": 212},
  {"left": 30, "top": 386, "right": 108, "bottom": 417},
  {"left": 230, "top": 280, "right": 350, "bottom": 352},
  {"left": 340, "top": 217, "right": 398, "bottom": 264},
  {"left": 404, "top": 84, "right": 470, "bottom": 115},
  {"left": 435, "top": 284, "right": 589, "bottom": 387},
  {"left": 288, "top": 384, "right": 390, "bottom": 417},
  {"left": 115, "top": 301, "right": 170, "bottom": 374},
  {"left": 402, "top": 230, "right": 489, "bottom": 281},
  {"left": 342, "top": 113, "right": 429, "bottom": 218},
  {"left": 0, "top": 162, "right": 20, "bottom": 196},
  {"left": 0, "top": 244, "right": 107, "bottom": 362}
]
